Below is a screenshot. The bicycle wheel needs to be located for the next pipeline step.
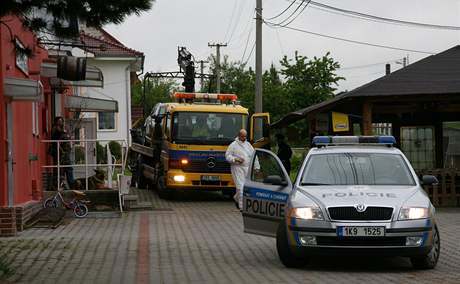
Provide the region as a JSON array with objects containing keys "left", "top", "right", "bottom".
[
  {"left": 44, "top": 198, "right": 58, "bottom": 208},
  {"left": 73, "top": 203, "right": 89, "bottom": 218}
]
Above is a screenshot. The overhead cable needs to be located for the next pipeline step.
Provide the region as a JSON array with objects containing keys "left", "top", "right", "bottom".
[
  {"left": 266, "top": 0, "right": 298, "bottom": 20},
  {"left": 286, "top": 0, "right": 460, "bottom": 30},
  {"left": 264, "top": 22, "right": 435, "bottom": 54}
]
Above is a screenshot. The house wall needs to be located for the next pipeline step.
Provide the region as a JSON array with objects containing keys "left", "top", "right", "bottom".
[
  {"left": 80, "top": 59, "right": 133, "bottom": 145},
  {"left": 0, "top": 15, "right": 52, "bottom": 236}
]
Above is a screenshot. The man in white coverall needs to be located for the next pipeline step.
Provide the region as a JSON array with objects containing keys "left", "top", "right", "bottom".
[{"left": 225, "top": 129, "right": 255, "bottom": 210}]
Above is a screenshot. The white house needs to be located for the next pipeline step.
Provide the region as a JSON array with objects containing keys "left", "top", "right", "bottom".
[{"left": 75, "top": 27, "right": 144, "bottom": 145}]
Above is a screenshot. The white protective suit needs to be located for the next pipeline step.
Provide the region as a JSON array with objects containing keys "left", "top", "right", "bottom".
[{"left": 225, "top": 137, "right": 255, "bottom": 209}]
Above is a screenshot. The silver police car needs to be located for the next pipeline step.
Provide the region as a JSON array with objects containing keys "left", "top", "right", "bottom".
[{"left": 242, "top": 136, "right": 440, "bottom": 269}]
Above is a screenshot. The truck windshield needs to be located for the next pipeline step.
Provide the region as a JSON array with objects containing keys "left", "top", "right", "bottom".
[
  {"left": 172, "top": 112, "right": 247, "bottom": 145},
  {"left": 300, "top": 153, "right": 415, "bottom": 186}
]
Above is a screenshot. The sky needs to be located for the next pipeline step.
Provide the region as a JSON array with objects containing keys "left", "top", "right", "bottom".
[{"left": 106, "top": 0, "right": 460, "bottom": 93}]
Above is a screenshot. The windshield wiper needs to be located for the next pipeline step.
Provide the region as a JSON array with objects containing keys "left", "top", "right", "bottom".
[{"left": 300, "top": 182, "right": 331, "bottom": 186}]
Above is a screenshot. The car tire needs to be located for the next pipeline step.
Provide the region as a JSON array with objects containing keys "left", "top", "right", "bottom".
[
  {"left": 276, "top": 221, "right": 309, "bottom": 268},
  {"left": 410, "top": 225, "right": 441, "bottom": 269},
  {"left": 157, "top": 175, "right": 173, "bottom": 200}
]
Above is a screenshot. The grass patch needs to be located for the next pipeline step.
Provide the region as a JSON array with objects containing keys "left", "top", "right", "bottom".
[{"left": 0, "top": 257, "right": 15, "bottom": 280}]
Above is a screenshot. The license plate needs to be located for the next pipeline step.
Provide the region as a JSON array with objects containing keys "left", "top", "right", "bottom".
[
  {"left": 337, "top": 226, "right": 385, "bottom": 237},
  {"left": 201, "top": 175, "right": 220, "bottom": 182}
]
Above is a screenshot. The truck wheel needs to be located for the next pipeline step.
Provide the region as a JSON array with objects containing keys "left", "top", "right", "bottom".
[
  {"left": 136, "top": 168, "right": 148, "bottom": 189},
  {"left": 410, "top": 225, "right": 440, "bottom": 269},
  {"left": 276, "top": 221, "right": 309, "bottom": 268},
  {"left": 222, "top": 189, "right": 236, "bottom": 200},
  {"left": 157, "top": 175, "right": 173, "bottom": 199}
]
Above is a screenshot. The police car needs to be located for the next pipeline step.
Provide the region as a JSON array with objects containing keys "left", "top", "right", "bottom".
[{"left": 242, "top": 136, "right": 440, "bottom": 269}]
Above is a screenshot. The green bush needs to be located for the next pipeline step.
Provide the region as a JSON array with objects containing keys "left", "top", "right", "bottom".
[
  {"left": 109, "top": 141, "right": 122, "bottom": 161},
  {"left": 96, "top": 142, "right": 107, "bottom": 164},
  {"left": 74, "top": 146, "right": 85, "bottom": 164}
]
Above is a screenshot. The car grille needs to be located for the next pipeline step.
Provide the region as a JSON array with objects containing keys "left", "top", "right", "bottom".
[
  {"left": 316, "top": 236, "right": 406, "bottom": 246},
  {"left": 183, "top": 160, "right": 231, "bottom": 173},
  {"left": 328, "top": 206, "right": 393, "bottom": 221}
]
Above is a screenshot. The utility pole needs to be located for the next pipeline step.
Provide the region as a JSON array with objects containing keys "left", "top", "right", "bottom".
[
  {"left": 195, "top": 60, "right": 209, "bottom": 90},
  {"left": 208, "top": 43, "right": 227, "bottom": 93},
  {"left": 255, "top": 0, "right": 263, "bottom": 113}
]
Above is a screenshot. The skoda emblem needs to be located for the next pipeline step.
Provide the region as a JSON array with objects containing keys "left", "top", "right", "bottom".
[
  {"left": 355, "top": 204, "right": 366, "bottom": 212},
  {"left": 207, "top": 157, "right": 216, "bottom": 169}
]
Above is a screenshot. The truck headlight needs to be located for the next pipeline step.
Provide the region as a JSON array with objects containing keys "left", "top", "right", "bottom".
[
  {"left": 290, "top": 207, "right": 324, "bottom": 220},
  {"left": 173, "top": 175, "right": 185, "bottom": 182},
  {"left": 398, "top": 207, "right": 429, "bottom": 220}
]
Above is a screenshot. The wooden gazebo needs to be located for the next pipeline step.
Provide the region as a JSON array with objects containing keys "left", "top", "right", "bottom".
[{"left": 273, "top": 46, "right": 460, "bottom": 206}]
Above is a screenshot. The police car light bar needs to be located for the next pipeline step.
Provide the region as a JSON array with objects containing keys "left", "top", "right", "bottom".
[
  {"left": 172, "top": 92, "right": 238, "bottom": 102},
  {"left": 312, "top": 136, "right": 396, "bottom": 146}
]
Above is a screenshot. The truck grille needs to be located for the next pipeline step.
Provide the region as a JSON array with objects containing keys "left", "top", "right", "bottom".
[
  {"left": 328, "top": 206, "right": 393, "bottom": 221},
  {"left": 183, "top": 160, "right": 231, "bottom": 173},
  {"left": 316, "top": 236, "right": 406, "bottom": 246}
]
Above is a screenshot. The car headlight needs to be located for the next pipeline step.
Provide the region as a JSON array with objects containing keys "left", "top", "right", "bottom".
[
  {"left": 290, "top": 207, "right": 324, "bottom": 220},
  {"left": 398, "top": 207, "right": 429, "bottom": 220}
]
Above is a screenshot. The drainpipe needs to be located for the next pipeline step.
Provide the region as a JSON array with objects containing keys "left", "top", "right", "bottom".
[{"left": 125, "top": 57, "right": 142, "bottom": 146}]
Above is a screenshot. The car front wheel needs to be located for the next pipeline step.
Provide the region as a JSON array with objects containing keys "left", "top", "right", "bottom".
[
  {"left": 410, "top": 225, "right": 440, "bottom": 269},
  {"left": 276, "top": 221, "right": 309, "bottom": 268}
]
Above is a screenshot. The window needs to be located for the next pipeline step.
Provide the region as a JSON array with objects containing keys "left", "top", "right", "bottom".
[
  {"left": 172, "top": 112, "right": 247, "bottom": 145},
  {"left": 98, "top": 112, "right": 116, "bottom": 130},
  {"left": 300, "top": 153, "right": 415, "bottom": 186},
  {"left": 251, "top": 151, "right": 285, "bottom": 183},
  {"left": 15, "top": 39, "right": 28, "bottom": 75}
]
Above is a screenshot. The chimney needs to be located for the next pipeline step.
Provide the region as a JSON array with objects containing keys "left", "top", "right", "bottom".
[{"left": 385, "top": 64, "right": 391, "bottom": 75}]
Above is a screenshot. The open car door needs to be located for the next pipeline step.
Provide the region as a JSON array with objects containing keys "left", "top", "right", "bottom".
[
  {"left": 242, "top": 148, "right": 292, "bottom": 237},
  {"left": 250, "top": 113, "right": 270, "bottom": 149}
]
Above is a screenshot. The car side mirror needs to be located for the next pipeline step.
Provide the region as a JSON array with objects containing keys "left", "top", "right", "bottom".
[
  {"left": 422, "top": 175, "right": 438, "bottom": 186},
  {"left": 263, "top": 175, "right": 288, "bottom": 186}
]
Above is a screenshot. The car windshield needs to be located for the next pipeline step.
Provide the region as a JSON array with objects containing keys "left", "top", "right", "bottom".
[
  {"left": 172, "top": 112, "right": 247, "bottom": 145},
  {"left": 300, "top": 153, "right": 415, "bottom": 186}
]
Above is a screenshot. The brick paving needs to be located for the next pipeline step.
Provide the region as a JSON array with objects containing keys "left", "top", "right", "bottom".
[{"left": 1, "top": 188, "right": 460, "bottom": 284}]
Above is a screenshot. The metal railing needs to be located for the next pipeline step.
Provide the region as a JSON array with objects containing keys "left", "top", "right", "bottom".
[{"left": 41, "top": 139, "right": 128, "bottom": 191}]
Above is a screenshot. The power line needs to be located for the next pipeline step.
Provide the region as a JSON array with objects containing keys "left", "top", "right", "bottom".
[
  {"left": 270, "top": 0, "right": 307, "bottom": 26},
  {"left": 338, "top": 59, "right": 401, "bottom": 70},
  {"left": 276, "top": 0, "right": 312, "bottom": 28},
  {"left": 240, "top": 27, "right": 254, "bottom": 62},
  {"left": 243, "top": 43, "right": 256, "bottom": 66},
  {"left": 223, "top": 0, "right": 239, "bottom": 42},
  {"left": 264, "top": 22, "right": 436, "bottom": 54},
  {"left": 227, "top": 0, "right": 248, "bottom": 43},
  {"left": 286, "top": 0, "right": 460, "bottom": 31},
  {"left": 266, "top": 0, "right": 298, "bottom": 20}
]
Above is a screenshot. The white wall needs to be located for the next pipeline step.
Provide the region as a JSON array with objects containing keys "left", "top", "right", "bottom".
[{"left": 79, "top": 59, "right": 135, "bottom": 145}]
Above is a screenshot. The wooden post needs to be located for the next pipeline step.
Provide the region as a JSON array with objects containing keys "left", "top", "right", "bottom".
[{"left": 362, "top": 101, "right": 373, "bottom": 135}]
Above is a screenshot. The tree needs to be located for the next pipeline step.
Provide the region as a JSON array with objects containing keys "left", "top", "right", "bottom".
[
  {"left": 280, "top": 51, "right": 343, "bottom": 111},
  {"left": 1, "top": 0, "right": 154, "bottom": 37},
  {"left": 131, "top": 77, "right": 178, "bottom": 115}
]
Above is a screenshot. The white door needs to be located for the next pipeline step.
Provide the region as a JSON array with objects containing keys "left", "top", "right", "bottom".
[{"left": 68, "top": 118, "right": 97, "bottom": 179}]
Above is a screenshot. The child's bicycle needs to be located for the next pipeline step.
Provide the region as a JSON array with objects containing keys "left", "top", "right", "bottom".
[{"left": 43, "top": 188, "right": 90, "bottom": 218}]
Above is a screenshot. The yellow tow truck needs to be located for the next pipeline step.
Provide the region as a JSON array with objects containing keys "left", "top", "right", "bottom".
[{"left": 130, "top": 92, "right": 270, "bottom": 199}]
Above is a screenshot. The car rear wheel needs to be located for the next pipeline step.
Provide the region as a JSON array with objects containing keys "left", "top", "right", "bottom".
[
  {"left": 276, "top": 221, "right": 309, "bottom": 268},
  {"left": 410, "top": 225, "right": 440, "bottom": 269}
]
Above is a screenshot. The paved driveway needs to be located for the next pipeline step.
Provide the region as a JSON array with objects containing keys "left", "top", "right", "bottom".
[{"left": 1, "top": 188, "right": 460, "bottom": 283}]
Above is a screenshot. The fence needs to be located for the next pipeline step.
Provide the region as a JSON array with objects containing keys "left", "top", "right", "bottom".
[
  {"left": 417, "top": 169, "right": 460, "bottom": 207},
  {"left": 41, "top": 139, "right": 128, "bottom": 191}
]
